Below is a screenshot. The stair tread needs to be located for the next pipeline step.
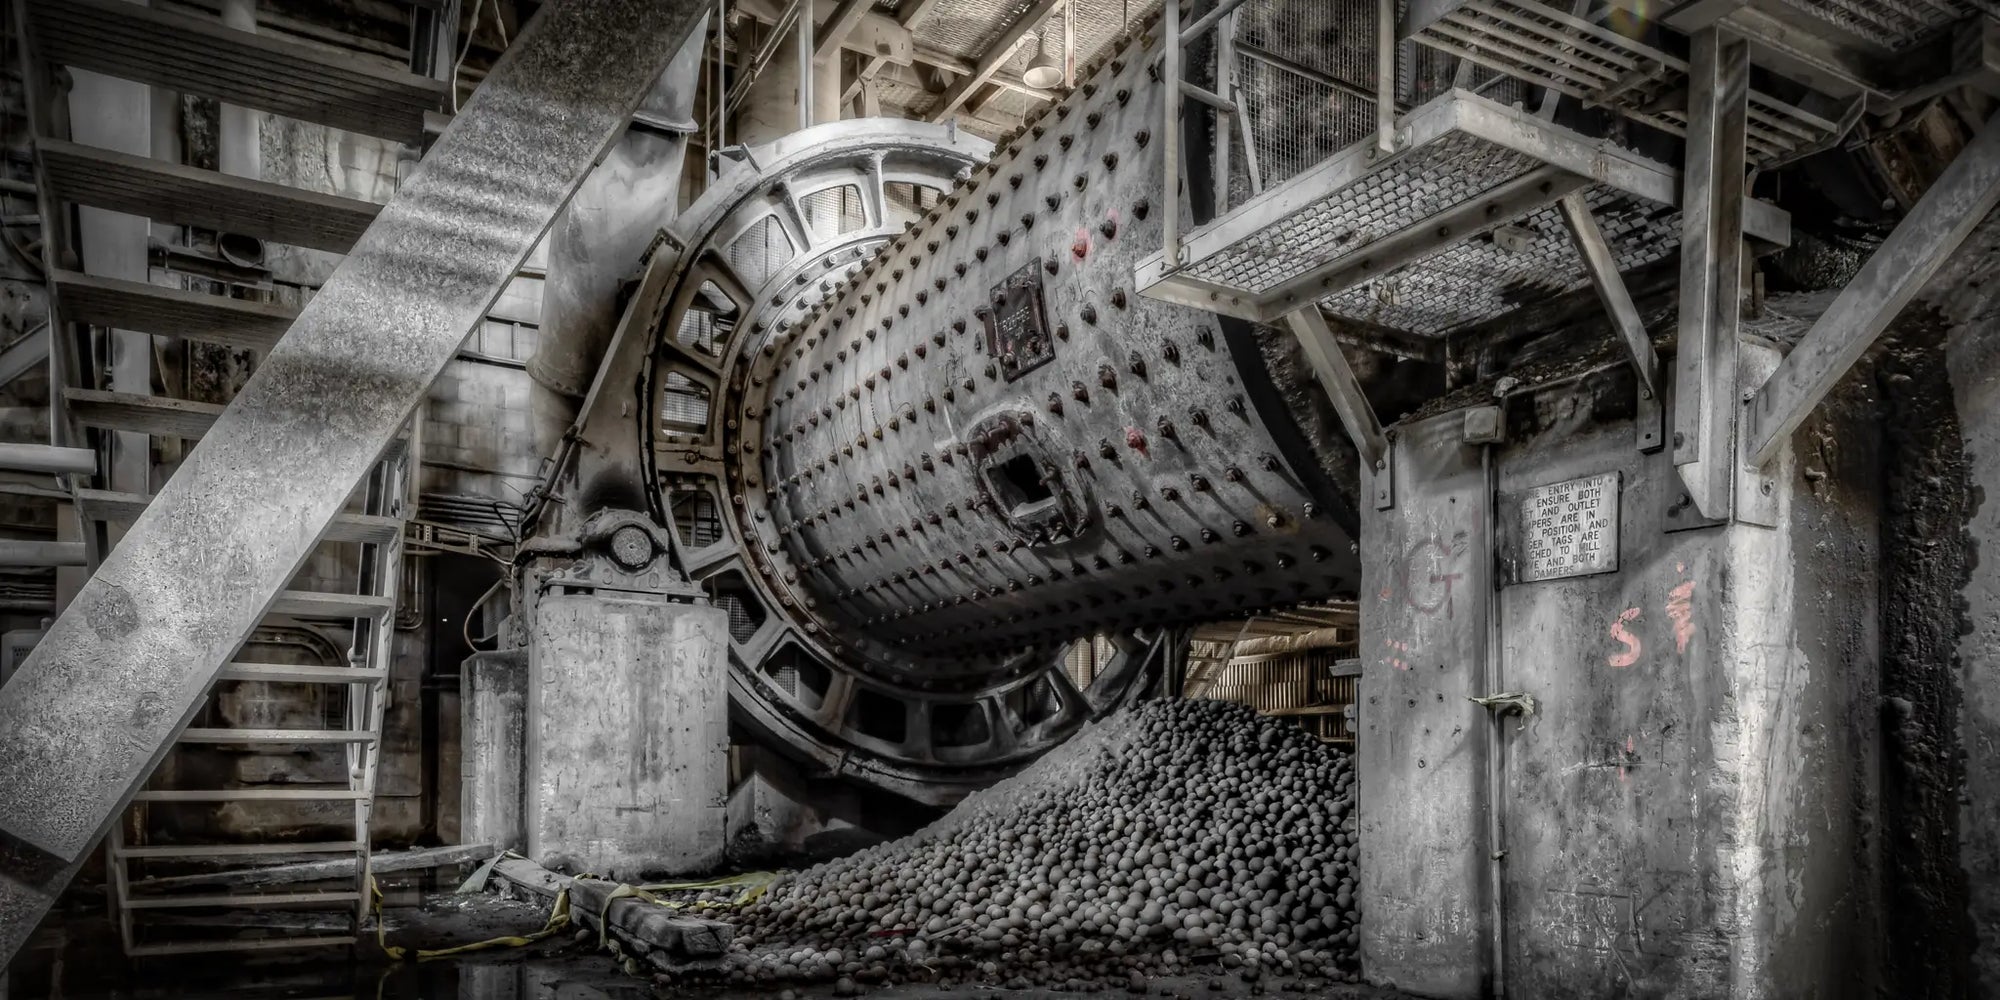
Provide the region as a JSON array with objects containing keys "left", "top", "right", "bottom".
[
  {"left": 267, "top": 590, "right": 394, "bottom": 621},
  {"left": 75, "top": 489, "right": 399, "bottom": 544},
  {"left": 27, "top": 0, "right": 444, "bottom": 144},
  {"left": 134, "top": 788, "right": 367, "bottom": 802},
  {"left": 177, "top": 728, "right": 377, "bottom": 744},
  {"left": 115, "top": 841, "right": 362, "bottom": 859},
  {"left": 216, "top": 662, "right": 388, "bottom": 684},
  {"left": 52, "top": 270, "right": 299, "bottom": 350},
  {"left": 62, "top": 388, "right": 221, "bottom": 440},
  {"left": 37, "top": 138, "right": 382, "bottom": 254},
  {"left": 123, "top": 890, "right": 362, "bottom": 910},
  {"left": 124, "top": 935, "right": 358, "bottom": 957}
]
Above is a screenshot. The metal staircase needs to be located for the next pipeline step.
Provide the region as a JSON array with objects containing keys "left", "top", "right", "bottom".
[
  {"left": 14, "top": 0, "right": 434, "bottom": 958},
  {"left": 92, "top": 448, "right": 407, "bottom": 957}
]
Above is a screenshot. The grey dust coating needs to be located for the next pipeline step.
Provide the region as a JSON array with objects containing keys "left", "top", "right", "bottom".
[{"left": 0, "top": 0, "right": 712, "bottom": 964}]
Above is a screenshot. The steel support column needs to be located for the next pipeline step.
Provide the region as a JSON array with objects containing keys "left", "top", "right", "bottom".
[
  {"left": 1672, "top": 28, "right": 1749, "bottom": 519},
  {"left": 1746, "top": 108, "right": 2000, "bottom": 466},
  {"left": 0, "top": 0, "right": 712, "bottom": 964}
]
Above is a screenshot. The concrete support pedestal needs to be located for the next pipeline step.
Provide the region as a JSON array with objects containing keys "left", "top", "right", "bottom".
[
  {"left": 524, "top": 591, "right": 728, "bottom": 881},
  {"left": 1359, "top": 353, "right": 1881, "bottom": 998}
]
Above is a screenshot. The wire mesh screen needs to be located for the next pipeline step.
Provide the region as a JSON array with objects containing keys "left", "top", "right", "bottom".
[
  {"left": 1219, "top": 0, "right": 1526, "bottom": 214},
  {"left": 799, "top": 184, "right": 868, "bottom": 243},
  {"left": 727, "top": 215, "right": 796, "bottom": 290},
  {"left": 659, "top": 372, "right": 712, "bottom": 434}
]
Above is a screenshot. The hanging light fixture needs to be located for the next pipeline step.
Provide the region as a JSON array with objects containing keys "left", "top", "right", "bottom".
[{"left": 1022, "top": 22, "right": 1064, "bottom": 90}]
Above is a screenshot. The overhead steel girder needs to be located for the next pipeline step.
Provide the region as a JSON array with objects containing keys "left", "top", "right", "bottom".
[
  {"left": 0, "top": 0, "right": 712, "bottom": 965},
  {"left": 1746, "top": 107, "right": 2000, "bottom": 467}
]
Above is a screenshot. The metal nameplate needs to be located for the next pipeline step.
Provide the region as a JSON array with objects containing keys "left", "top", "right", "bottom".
[
  {"left": 1498, "top": 471, "right": 1620, "bottom": 585},
  {"left": 978, "top": 259, "right": 1055, "bottom": 381}
]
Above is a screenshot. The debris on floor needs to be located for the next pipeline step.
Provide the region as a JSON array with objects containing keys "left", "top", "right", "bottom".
[{"left": 555, "top": 699, "right": 1363, "bottom": 993}]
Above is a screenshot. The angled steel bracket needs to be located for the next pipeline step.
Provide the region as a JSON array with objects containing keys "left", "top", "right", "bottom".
[
  {"left": 1285, "top": 306, "right": 1394, "bottom": 509},
  {"left": 1745, "top": 107, "right": 2000, "bottom": 468},
  {"left": 0, "top": 0, "right": 715, "bottom": 965},
  {"left": 1558, "top": 192, "right": 1664, "bottom": 453}
]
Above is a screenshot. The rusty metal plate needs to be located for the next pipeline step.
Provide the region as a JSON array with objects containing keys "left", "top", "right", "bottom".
[{"left": 979, "top": 258, "right": 1057, "bottom": 382}]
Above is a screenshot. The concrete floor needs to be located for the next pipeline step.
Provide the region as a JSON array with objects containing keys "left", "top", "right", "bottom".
[{"left": 13, "top": 892, "right": 1418, "bottom": 999}]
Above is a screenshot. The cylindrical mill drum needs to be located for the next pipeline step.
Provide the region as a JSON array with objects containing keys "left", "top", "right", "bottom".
[{"left": 641, "top": 27, "right": 1360, "bottom": 803}]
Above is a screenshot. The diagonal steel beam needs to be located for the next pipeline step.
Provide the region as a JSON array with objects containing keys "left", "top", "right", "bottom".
[
  {"left": 0, "top": 324, "right": 49, "bottom": 388},
  {"left": 0, "top": 0, "right": 711, "bottom": 964},
  {"left": 1284, "top": 306, "right": 1391, "bottom": 508},
  {"left": 813, "top": 0, "right": 871, "bottom": 63},
  {"left": 929, "top": 0, "right": 1062, "bottom": 121},
  {"left": 1557, "top": 192, "right": 1665, "bottom": 452},
  {"left": 1746, "top": 108, "right": 2000, "bottom": 467}
]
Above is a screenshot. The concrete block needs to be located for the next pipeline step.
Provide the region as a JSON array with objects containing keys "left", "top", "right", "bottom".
[
  {"left": 1361, "top": 365, "right": 1879, "bottom": 1000},
  {"left": 528, "top": 592, "right": 728, "bottom": 880}
]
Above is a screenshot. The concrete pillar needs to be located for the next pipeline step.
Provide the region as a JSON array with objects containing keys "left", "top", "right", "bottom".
[
  {"left": 814, "top": 54, "right": 843, "bottom": 127},
  {"left": 1359, "top": 348, "right": 1882, "bottom": 998},
  {"left": 734, "top": 36, "right": 803, "bottom": 147},
  {"left": 526, "top": 592, "right": 728, "bottom": 880},
  {"left": 460, "top": 650, "right": 527, "bottom": 854},
  {"left": 64, "top": 68, "right": 149, "bottom": 497}
]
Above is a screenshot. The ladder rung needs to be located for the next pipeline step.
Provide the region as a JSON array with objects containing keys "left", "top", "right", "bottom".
[
  {"left": 122, "top": 891, "right": 362, "bottom": 910},
  {"left": 177, "top": 729, "right": 376, "bottom": 745},
  {"left": 125, "top": 935, "right": 358, "bottom": 957},
  {"left": 0, "top": 442, "right": 95, "bottom": 475},
  {"left": 37, "top": 138, "right": 381, "bottom": 254},
  {"left": 63, "top": 388, "right": 222, "bottom": 439},
  {"left": 26, "top": 0, "right": 445, "bottom": 144},
  {"left": 52, "top": 269, "right": 299, "bottom": 351},
  {"left": 75, "top": 489, "right": 400, "bottom": 544},
  {"left": 267, "top": 590, "right": 394, "bottom": 621},
  {"left": 216, "top": 662, "right": 387, "bottom": 685},
  {"left": 115, "top": 841, "right": 363, "bottom": 860},
  {"left": 133, "top": 788, "right": 367, "bottom": 802}
]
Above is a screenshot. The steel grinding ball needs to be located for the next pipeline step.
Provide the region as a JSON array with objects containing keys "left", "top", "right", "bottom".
[{"left": 682, "top": 700, "right": 1359, "bottom": 991}]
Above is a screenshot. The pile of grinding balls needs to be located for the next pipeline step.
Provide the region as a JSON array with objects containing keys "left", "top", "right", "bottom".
[{"left": 669, "top": 699, "right": 1361, "bottom": 994}]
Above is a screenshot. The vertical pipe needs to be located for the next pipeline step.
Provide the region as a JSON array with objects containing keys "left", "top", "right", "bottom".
[
  {"left": 1481, "top": 443, "right": 1507, "bottom": 997},
  {"left": 219, "top": 0, "right": 261, "bottom": 182},
  {"left": 1376, "top": 0, "right": 1395, "bottom": 153},
  {"left": 1214, "top": 7, "right": 1234, "bottom": 213},
  {"left": 798, "top": 1, "right": 814, "bottom": 133},
  {"left": 1163, "top": 0, "right": 1181, "bottom": 267}
]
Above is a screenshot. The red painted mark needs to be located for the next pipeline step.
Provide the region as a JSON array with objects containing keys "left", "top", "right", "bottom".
[
  {"left": 1398, "top": 537, "right": 1464, "bottom": 618},
  {"left": 1608, "top": 607, "right": 1643, "bottom": 667},
  {"left": 1619, "top": 734, "right": 1636, "bottom": 783},
  {"left": 1667, "top": 579, "right": 1696, "bottom": 654},
  {"left": 1124, "top": 427, "right": 1147, "bottom": 456},
  {"left": 1378, "top": 586, "right": 1394, "bottom": 602},
  {"left": 1072, "top": 227, "right": 1093, "bottom": 260}
]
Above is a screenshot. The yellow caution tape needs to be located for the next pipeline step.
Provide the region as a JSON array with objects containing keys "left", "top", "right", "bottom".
[
  {"left": 372, "top": 873, "right": 573, "bottom": 961},
  {"left": 371, "top": 863, "right": 779, "bottom": 961}
]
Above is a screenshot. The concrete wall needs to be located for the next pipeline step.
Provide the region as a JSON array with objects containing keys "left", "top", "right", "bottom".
[
  {"left": 1946, "top": 225, "right": 2000, "bottom": 995},
  {"left": 1362, "top": 356, "right": 1882, "bottom": 998}
]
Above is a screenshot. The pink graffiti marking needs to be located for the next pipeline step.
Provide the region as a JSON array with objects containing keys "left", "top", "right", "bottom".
[
  {"left": 1607, "top": 607, "right": 1643, "bottom": 668},
  {"left": 1667, "top": 579, "right": 1696, "bottom": 654},
  {"left": 1397, "top": 536, "right": 1464, "bottom": 618}
]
